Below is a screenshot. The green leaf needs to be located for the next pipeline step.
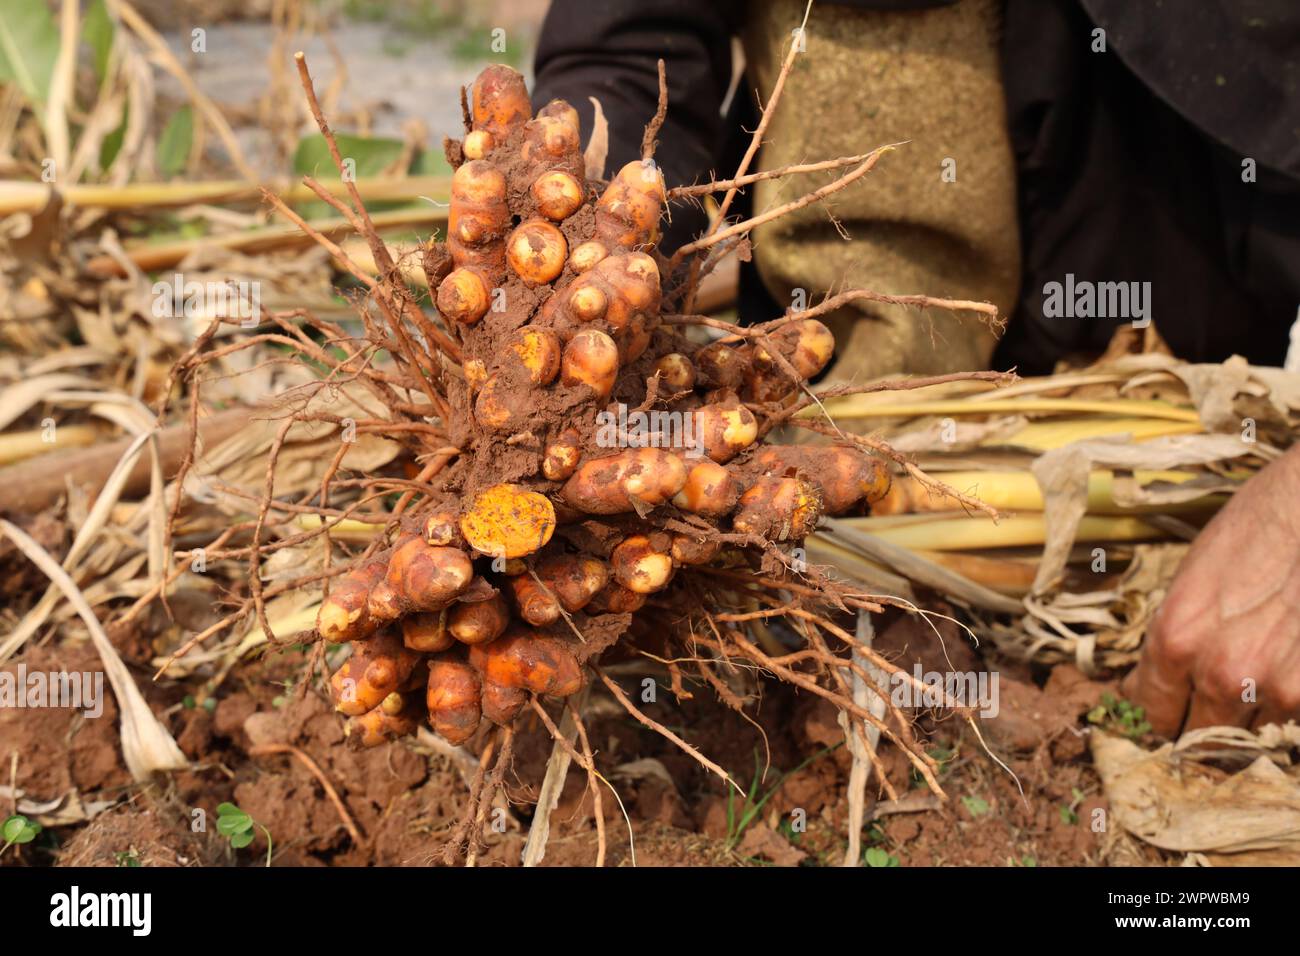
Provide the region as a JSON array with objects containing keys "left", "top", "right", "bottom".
[
  {"left": 2, "top": 814, "right": 39, "bottom": 844},
  {"left": 229, "top": 830, "right": 255, "bottom": 849},
  {"left": 0, "top": 0, "right": 60, "bottom": 107},
  {"left": 961, "top": 795, "right": 991, "bottom": 817},
  {"left": 216, "top": 804, "right": 253, "bottom": 837},
  {"left": 82, "top": 0, "right": 114, "bottom": 82},
  {"left": 100, "top": 102, "right": 127, "bottom": 170},
  {"left": 291, "top": 132, "right": 410, "bottom": 218},
  {"left": 1060, "top": 805, "right": 1079, "bottom": 825},
  {"left": 292, "top": 132, "right": 406, "bottom": 180},
  {"left": 864, "top": 846, "right": 897, "bottom": 868},
  {"left": 218, "top": 814, "right": 253, "bottom": 836},
  {"left": 927, "top": 745, "right": 956, "bottom": 764},
  {"left": 410, "top": 147, "right": 452, "bottom": 177},
  {"left": 156, "top": 105, "right": 193, "bottom": 176}
]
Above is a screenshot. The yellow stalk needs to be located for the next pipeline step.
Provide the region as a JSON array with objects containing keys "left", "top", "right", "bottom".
[
  {"left": 231, "top": 604, "right": 321, "bottom": 659},
  {"left": 807, "top": 534, "right": 1037, "bottom": 597},
  {"left": 915, "top": 550, "right": 1039, "bottom": 595},
  {"left": 989, "top": 417, "right": 1203, "bottom": 452},
  {"left": 294, "top": 514, "right": 384, "bottom": 541},
  {"left": 0, "top": 176, "right": 450, "bottom": 215},
  {"left": 812, "top": 396, "right": 1200, "bottom": 422},
  {"left": 875, "top": 468, "right": 1228, "bottom": 515},
  {"left": 86, "top": 207, "right": 445, "bottom": 278},
  {"left": 339, "top": 239, "right": 429, "bottom": 288},
  {"left": 838, "top": 513, "right": 1167, "bottom": 552},
  {"left": 804, "top": 535, "right": 905, "bottom": 589},
  {"left": 0, "top": 424, "right": 100, "bottom": 466}
]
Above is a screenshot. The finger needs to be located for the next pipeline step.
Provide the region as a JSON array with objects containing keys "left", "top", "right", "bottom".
[
  {"left": 1119, "top": 667, "right": 1139, "bottom": 701},
  {"left": 1195, "top": 608, "right": 1299, "bottom": 733},
  {"left": 1250, "top": 664, "right": 1300, "bottom": 730},
  {"left": 1182, "top": 687, "right": 1255, "bottom": 734},
  {"left": 1126, "top": 606, "right": 1194, "bottom": 738},
  {"left": 1249, "top": 708, "right": 1289, "bottom": 731},
  {"left": 1182, "top": 634, "right": 1260, "bottom": 733},
  {"left": 1254, "top": 700, "right": 1300, "bottom": 728}
]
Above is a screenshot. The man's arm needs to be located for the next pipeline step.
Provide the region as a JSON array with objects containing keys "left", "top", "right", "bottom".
[{"left": 531, "top": 0, "right": 741, "bottom": 249}]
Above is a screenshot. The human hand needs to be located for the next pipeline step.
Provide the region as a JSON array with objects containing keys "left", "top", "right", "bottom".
[{"left": 1122, "top": 444, "right": 1300, "bottom": 736}]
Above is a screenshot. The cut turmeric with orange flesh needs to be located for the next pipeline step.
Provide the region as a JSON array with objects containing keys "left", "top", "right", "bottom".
[{"left": 460, "top": 483, "right": 556, "bottom": 559}]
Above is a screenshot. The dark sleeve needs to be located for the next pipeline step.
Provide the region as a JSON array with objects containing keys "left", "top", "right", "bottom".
[{"left": 531, "top": 0, "right": 741, "bottom": 199}]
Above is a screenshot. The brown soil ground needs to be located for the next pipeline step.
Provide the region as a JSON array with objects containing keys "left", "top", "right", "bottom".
[{"left": 0, "top": 600, "right": 1167, "bottom": 868}]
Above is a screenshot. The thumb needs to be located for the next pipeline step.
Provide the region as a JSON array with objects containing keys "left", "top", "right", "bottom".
[{"left": 1125, "top": 602, "right": 1193, "bottom": 738}]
